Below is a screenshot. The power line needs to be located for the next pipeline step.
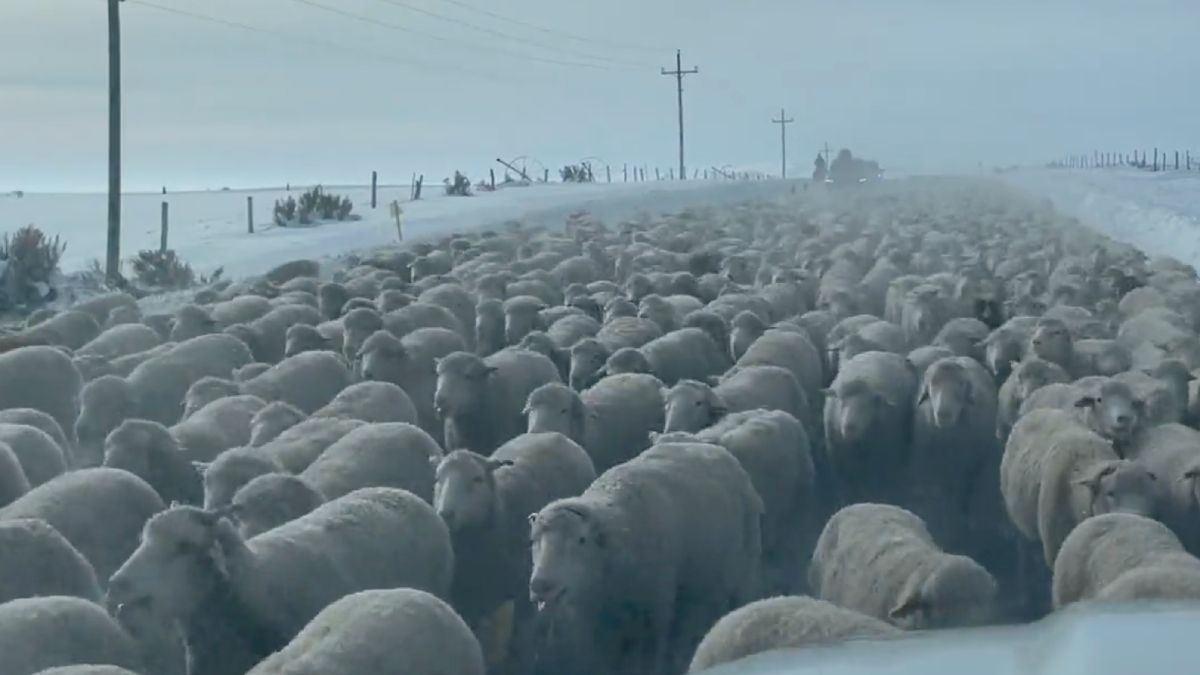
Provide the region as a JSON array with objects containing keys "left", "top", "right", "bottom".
[
  {"left": 125, "top": 0, "right": 512, "bottom": 82},
  {"left": 284, "top": 0, "right": 624, "bottom": 71},
  {"left": 426, "top": 0, "right": 662, "bottom": 54},
  {"left": 771, "top": 108, "right": 795, "bottom": 179},
  {"left": 366, "top": 0, "right": 653, "bottom": 70}
]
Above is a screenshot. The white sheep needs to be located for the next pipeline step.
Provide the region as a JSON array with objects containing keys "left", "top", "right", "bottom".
[
  {"left": 200, "top": 446, "right": 284, "bottom": 510},
  {"left": 1051, "top": 512, "right": 1200, "bottom": 609},
  {"left": 0, "top": 596, "right": 144, "bottom": 675},
  {"left": 76, "top": 323, "right": 162, "bottom": 361},
  {"left": 0, "top": 442, "right": 30, "bottom": 507},
  {"left": 239, "top": 350, "right": 353, "bottom": 414},
  {"left": 0, "top": 409, "right": 71, "bottom": 467},
  {"left": 244, "top": 588, "right": 485, "bottom": 675},
  {"left": 300, "top": 422, "right": 441, "bottom": 502},
  {"left": 228, "top": 473, "right": 325, "bottom": 539},
  {"left": 107, "top": 487, "right": 454, "bottom": 675},
  {"left": 687, "top": 595, "right": 901, "bottom": 672},
  {"left": 103, "top": 419, "right": 203, "bottom": 506},
  {"left": 0, "top": 423, "right": 68, "bottom": 487},
  {"left": 224, "top": 303, "right": 321, "bottom": 364},
  {"left": 171, "top": 394, "right": 267, "bottom": 463},
  {"left": 358, "top": 327, "right": 466, "bottom": 445},
  {"left": 435, "top": 349, "right": 561, "bottom": 454},
  {"left": 0, "top": 518, "right": 101, "bottom": 604},
  {"left": 311, "top": 380, "right": 419, "bottom": 425},
  {"left": 0, "top": 346, "right": 83, "bottom": 449},
  {"left": 248, "top": 401, "right": 307, "bottom": 446},
  {"left": 256, "top": 417, "right": 366, "bottom": 473},
  {"left": 809, "top": 503, "right": 997, "bottom": 630}
]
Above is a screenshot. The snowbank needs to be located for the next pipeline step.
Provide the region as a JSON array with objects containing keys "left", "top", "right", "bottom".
[
  {"left": 0, "top": 180, "right": 787, "bottom": 280},
  {"left": 1005, "top": 168, "right": 1200, "bottom": 270}
]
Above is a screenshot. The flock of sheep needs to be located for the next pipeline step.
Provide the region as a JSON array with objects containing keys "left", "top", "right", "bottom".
[{"left": 1, "top": 176, "right": 1200, "bottom": 675}]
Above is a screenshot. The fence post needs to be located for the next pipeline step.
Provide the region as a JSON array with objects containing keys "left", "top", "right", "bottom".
[
  {"left": 606, "top": 166, "right": 611, "bottom": 183},
  {"left": 1153, "top": 148, "right": 1159, "bottom": 171},
  {"left": 371, "top": 170, "right": 377, "bottom": 208},
  {"left": 655, "top": 168, "right": 661, "bottom": 181},
  {"left": 160, "top": 201, "right": 169, "bottom": 252},
  {"left": 1175, "top": 151, "right": 1180, "bottom": 171},
  {"left": 490, "top": 169, "right": 496, "bottom": 190},
  {"left": 247, "top": 196, "right": 254, "bottom": 234},
  {"left": 623, "top": 164, "right": 628, "bottom": 182}
]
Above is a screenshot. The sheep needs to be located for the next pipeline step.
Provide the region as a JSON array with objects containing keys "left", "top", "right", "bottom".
[
  {"left": 0, "top": 346, "right": 83, "bottom": 449},
  {"left": 605, "top": 327, "right": 728, "bottom": 386},
  {"left": 171, "top": 394, "right": 267, "bottom": 463},
  {"left": 255, "top": 417, "right": 366, "bottom": 473},
  {"left": 475, "top": 298, "right": 505, "bottom": 356},
  {"left": 932, "top": 317, "right": 990, "bottom": 361},
  {"left": 102, "top": 420, "right": 202, "bottom": 506},
  {"left": 906, "top": 345, "right": 956, "bottom": 379},
  {"left": 224, "top": 303, "right": 322, "bottom": 364},
  {"left": 593, "top": 315, "right": 663, "bottom": 352},
  {"left": 1027, "top": 317, "right": 1084, "bottom": 377},
  {"left": 108, "top": 488, "right": 452, "bottom": 675},
  {"left": 502, "top": 295, "right": 547, "bottom": 346},
  {"left": 433, "top": 433, "right": 595, "bottom": 656},
  {"left": 546, "top": 313, "right": 601, "bottom": 349},
  {"left": 170, "top": 304, "right": 217, "bottom": 342},
  {"left": 0, "top": 468, "right": 164, "bottom": 586},
  {"left": 687, "top": 595, "right": 901, "bottom": 672},
  {"left": 29, "top": 666, "right": 141, "bottom": 675},
  {"left": 76, "top": 342, "right": 175, "bottom": 383},
  {"left": 809, "top": 503, "right": 998, "bottom": 630},
  {"left": 529, "top": 441, "right": 763, "bottom": 675},
  {"left": 181, "top": 376, "right": 242, "bottom": 419},
  {"left": 1051, "top": 512, "right": 1200, "bottom": 609},
  {"left": 76, "top": 323, "right": 162, "bottom": 361},
  {"left": 244, "top": 588, "right": 484, "bottom": 675},
  {"left": 299, "top": 422, "right": 441, "bottom": 502},
  {"left": 200, "top": 447, "right": 285, "bottom": 510},
  {"left": 518, "top": 331, "right": 571, "bottom": 382},
  {"left": 73, "top": 292, "right": 140, "bottom": 326},
  {"left": 0, "top": 409, "right": 71, "bottom": 464},
  {"left": 239, "top": 350, "right": 353, "bottom": 414},
  {"left": 282, "top": 323, "right": 334, "bottom": 357},
  {"left": 0, "top": 423, "right": 68, "bottom": 487},
  {"left": 900, "top": 285, "right": 953, "bottom": 348},
  {"left": 638, "top": 294, "right": 681, "bottom": 333},
  {"left": 435, "top": 349, "right": 561, "bottom": 454},
  {"left": 980, "top": 317, "right": 1039, "bottom": 381},
  {"left": 823, "top": 351, "right": 919, "bottom": 505},
  {"left": 383, "top": 302, "right": 465, "bottom": 345},
  {"left": 909, "top": 357, "right": 1002, "bottom": 539},
  {"left": 662, "top": 365, "right": 809, "bottom": 434},
  {"left": 21, "top": 310, "right": 103, "bottom": 350},
  {"left": 683, "top": 309, "right": 731, "bottom": 358},
  {"left": 1114, "top": 367, "right": 1186, "bottom": 426},
  {"left": 228, "top": 473, "right": 325, "bottom": 539},
  {"left": 1075, "top": 339, "right": 1134, "bottom": 376},
  {"left": 318, "top": 282, "right": 354, "bottom": 320},
  {"left": 525, "top": 376, "right": 665, "bottom": 473},
  {"left": 248, "top": 401, "right": 307, "bottom": 446},
  {"left": 264, "top": 258, "right": 320, "bottom": 284},
  {"left": 378, "top": 289, "right": 415, "bottom": 313},
  {"left": 359, "top": 327, "right": 466, "bottom": 444},
  {"left": 997, "top": 357, "right": 1071, "bottom": 440},
  {"left": 0, "top": 519, "right": 102, "bottom": 604},
  {"left": 1070, "top": 377, "right": 1148, "bottom": 454},
  {"left": 340, "top": 307, "right": 385, "bottom": 362},
  {"left": 1001, "top": 408, "right": 1160, "bottom": 569},
  {"left": 1127, "top": 423, "right": 1200, "bottom": 552},
  {"left": 419, "top": 282, "right": 477, "bottom": 351},
  {"left": 0, "top": 442, "right": 30, "bottom": 507},
  {"left": 685, "top": 408, "right": 817, "bottom": 593},
  {"left": 310, "top": 379, "right": 418, "bottom": 425},
  {"left": 736, "top": 327, "right": 824, "bottom": 404},
  {"left": 75, "top": 334, "right": 253, "bottom": 465},
  {"left": 0, "top": 596, "right": 144, "bottom": 675}
]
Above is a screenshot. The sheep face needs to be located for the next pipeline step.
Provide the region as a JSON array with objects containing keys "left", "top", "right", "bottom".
[
  {"left": 1074, "top": 381, "right": 1145, "bottom": 443},
  {"left": 1029, "top": 320, "right": 1072, "bottom": 367},
  {"left": 358, "top": 331, "right": 410, "bottom": 385},
  {"left": 826, "top": 382, "right": 895, "bottom": 443},
  {"left": 604, "top": 348, "right": 650, "bottom": 378},
  {"left": 433, "top": 451, "right": 509, "bottom": 531},
  {"left": 317, "top": 283, "right": 351, "bottom": 320},
  {"left": 518, "top": 332, "right": 557, "bottom": 361},
  {"left": 283, "top": 325, "right": 328, "bottom": 358},
  {"left": 684, "top": 312, "right": 730, "bottom": 355},
  {"left": 248, "top": 402, "right": 306, "bottom": 447},
  {"left": 105, "top": 420, "right": 200, "bottom": 504},
  {"left": 919, "top": 361, "right": 974, "bottom": 429},
  {"left": 434, "top": 353, "right": 495, "bottom": 419},
  {"left": 623, "top": 274, "right": 654, "bottom": 303},
  {"left": 1075, "top": 459, "right": 1159, "bottom": 519},
  {"left": 603, "top": 297, "right": 637, "bottom": 322},
  {"left": 171, "top": 306, "right": 217, "bottom": 342},
  {"left": 568, "top": 340, "right": 610, "bottom": 392},
  {"left": 637, "top": 297, "right": 674, "bottom": 333},
  {"left": 183, "top": 378, "right": 241, "bottom": 420},
  {"left": 663, "top": 381, "right": 726, "bottom": 433},
  {"left": 525, "top": 384, "right": 586, "bottom": 441},
  {"left": 107, "top": 507, "right": 232, "bottom": 621},
  {"left": 77, "top": 376, "right": 137, "bottom": 467},
  {"left": 1012, "top": 359, "right": 1069, "bottom": 402},
  {"left": 721, "top": 256, "right": 755, "bottom": 285},
  {"left": 890, "top": 556, "right": 997, "bottom": 630},
  {"left": 340, "top": 309, "right": 384, "bottom": 364},
  {"left": 529, "top": 502, "right": 605, "bottom": 613},
  {"left": 504, "top": 302, "right": 544, "bottom": 346},
  {"left": 230, "top": 474, "right": 323, "bottom": 539}
]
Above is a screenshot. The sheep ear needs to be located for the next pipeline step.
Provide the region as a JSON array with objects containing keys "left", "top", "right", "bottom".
[
  {"left": 1132, "top": 398, "right": 1146, "bottom": 412},
  {"left": 191, "top": 461, "right": 210, "bottom": 475},
  {"left": 889, "top": 588, "right": 928, "bottom": 621},
  {"left": 1072, "top": 460, "right": 1120, "bottom": 492},
  {"left": 484, "top": 458, "right": 515, "bottom": 472},
  {"left": 1180, "top": 466, "right": 1200, "bottom": 482},
  {"left": 1073, "top": 395, "right": 1098, "bottom": 409},
  {"left": 648, "top": 431, "right": 661, "bottom": 444},
  {"left": 916, "top": 387, "right": 930, "bottom": 405}
]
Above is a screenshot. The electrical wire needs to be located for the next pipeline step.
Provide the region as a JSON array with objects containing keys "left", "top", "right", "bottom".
[{"left": 427, "top": 0, "right": 662, "bottom": 54}]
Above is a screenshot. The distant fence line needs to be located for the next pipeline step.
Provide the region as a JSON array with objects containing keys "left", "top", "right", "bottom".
[{"left": 1047, "top": 148, "right": 1199, "bottom": 172}]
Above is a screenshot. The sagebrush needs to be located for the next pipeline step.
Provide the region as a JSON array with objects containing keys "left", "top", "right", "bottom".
[
  {"left": 129, "top": 249, "right": 196, "bottom": 289},
  {"left": 444, "top": 171, "right": 472, "bottom": 197},
  {"left": 0, "top": 224, "right": 65, "bottom": 309},
  {"left": 274, "top": 186, "right": 355, "bottom": 227}
]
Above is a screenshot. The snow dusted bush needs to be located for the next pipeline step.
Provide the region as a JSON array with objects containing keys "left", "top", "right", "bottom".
[
  {"left": 444, "top": 171, "right": 472, "bottom": 197},
  {"left": 0, "top": 225, "right": 65, "bottom": 310},
  {"left": 129, "top": 249, "right": 196, "bottom": 290},
  {"left": 560, "top": 163, "right": 595, "bottom": 183},
  {"left": 275, "top": 186, "right": 356, "bottom": 227}
]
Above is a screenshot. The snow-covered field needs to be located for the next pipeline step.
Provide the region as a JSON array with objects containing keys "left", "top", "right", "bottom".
[
  {"left": 0, "top": 179, "right": 788, "bottom": 280},
  {"left": 1004, "top": 168, "right": 1200, "bottom": 270}
]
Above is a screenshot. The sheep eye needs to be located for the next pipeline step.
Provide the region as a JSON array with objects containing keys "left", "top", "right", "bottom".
[
  {"left": 473, "top": 476, "right": 485, "bottom": 485},
  {"left": 577, "top": 536, "right": 587, "bottom": 545},
  {"left": 694, "top": 400, "right": 703, "bottom": 407}
]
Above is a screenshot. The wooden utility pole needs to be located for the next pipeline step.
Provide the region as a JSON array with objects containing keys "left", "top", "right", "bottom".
[
  {"left": 661, "top": 50, "right": 698, "bottom": 181},
  {"left": 107, "top": 0, "right": 123, "bottom": 282},
  {"left": 772, "top": 108, "right": 794, "bottom": 178}
]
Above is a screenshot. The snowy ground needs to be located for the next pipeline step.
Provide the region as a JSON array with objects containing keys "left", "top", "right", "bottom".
[
  {"left": 0, "top": 180, "right": 789, "bottom": 281},
  {"left": 1004, "top": 168, "right": 1200, "bottom": 270}
]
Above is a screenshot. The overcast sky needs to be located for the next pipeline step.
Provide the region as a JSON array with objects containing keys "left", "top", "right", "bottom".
[{"left": 3, "top": 0, "right": 1198, "bottom": 192}]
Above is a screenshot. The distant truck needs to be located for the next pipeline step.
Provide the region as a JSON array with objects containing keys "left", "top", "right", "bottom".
[{"left": 822, "top": 149, "right": 883, "bottom": 187}]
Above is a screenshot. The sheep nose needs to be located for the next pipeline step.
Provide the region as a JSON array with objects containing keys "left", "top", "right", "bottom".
[
  {"left": 529, "top": 576, "right": 558, "bottom": 603},
  {"left": 1114, "top": 413, "right": 1132, "bottom": 428}
]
